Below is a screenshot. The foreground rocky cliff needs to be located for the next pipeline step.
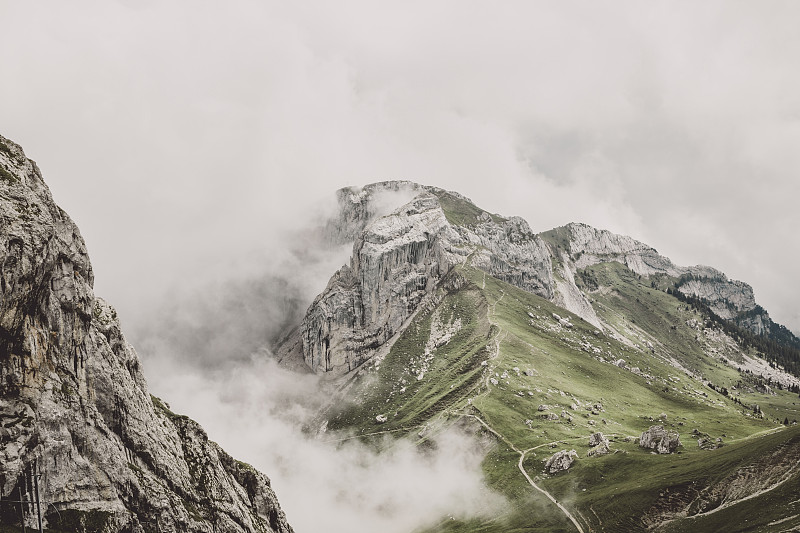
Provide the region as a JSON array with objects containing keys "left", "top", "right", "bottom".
[{"left": 0, "top": 135, "right": 292, "bottom": 533}]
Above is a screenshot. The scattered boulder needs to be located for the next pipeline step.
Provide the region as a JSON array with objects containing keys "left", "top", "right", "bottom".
[
  {"left": 538, "top": 404, "right": 550, "bottom": 411},
  {"left": 614, "top": 358, "right": 627, "bottom": 368},
  {"left": 588, "top": 432, "right": 608, "bottom": 447},
  {"left": 375, "top": 414, "right": 388, "bottom": 423},
  {"left": 755, "top": 383, "right": 775, "bottom": 395},
  {"left": 588, "top": 441, "right": 611, "bottom": 457},
  {"left": 639, "top": 425, "right": 681, "bottom": 454},
  {"left": 544, "top": 449, "right": 578, "bottom": 474}
]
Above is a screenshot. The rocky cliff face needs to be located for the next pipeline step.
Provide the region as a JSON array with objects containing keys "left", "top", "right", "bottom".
[
  {"left": 285, "top": 182, "right": 794, "bottom": 377},
  {"left": 287, "top": 186, "right": 553, "bottom": 374},
  {"left": 0, "top": 135, "right": 292, "bottom": 533}
]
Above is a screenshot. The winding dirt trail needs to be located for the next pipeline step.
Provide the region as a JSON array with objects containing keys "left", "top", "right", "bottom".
[
  {"left": 463, "top": 413, "right": 586, "bottom": 533},
  {"left": 445, "top": 273, "right": 586, "bottom": 531}
]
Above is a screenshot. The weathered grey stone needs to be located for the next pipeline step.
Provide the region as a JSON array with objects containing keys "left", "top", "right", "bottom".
[
  {"left": 639, "top": 425, "right": 682, "bottom": 454},
  {"left": 287, "top": 186, "right": 555, "bottom": 374},
  {"left": 544, "top": 449, "right": 578, "bottom": 474},
  {"left": 587, "top": 432, "right": 611, "bottom": 456},
  {"left": 0, "top": 134, "right": 292, "bottom": 533},
  {"left": 588, "top": 432, "right": 608, "bottom": 447}
]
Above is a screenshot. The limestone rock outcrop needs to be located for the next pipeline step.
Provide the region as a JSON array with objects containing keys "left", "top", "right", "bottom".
[
  {"left": 544, "top": 449, "right": 578, "bottom": 474},
  {"left": 290, "top": 187, "right": 554, "bottom": 374},
  {"left": 587, "top": 432, "right": 611, "bottom": 457},
  {"left": 639, "top": 425, "right": 682, "bottom": 454},
  {"left": 0, "top": 135, "right": 292, "bottom": 533},
  {"left": 541, "top": 223, "right": 774, "bottom": 337}
]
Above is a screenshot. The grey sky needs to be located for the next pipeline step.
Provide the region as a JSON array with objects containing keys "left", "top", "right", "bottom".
[
  {"left": 3, "top": 1, "right": 798, "bottom": 334},
  {"left": 3, "top": 3, "right": 800, "bottom": 530}
]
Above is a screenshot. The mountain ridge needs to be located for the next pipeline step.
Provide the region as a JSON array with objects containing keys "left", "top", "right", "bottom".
[
  {"left": 276, "top": 179, "right": 800, "bottom": 532},
  {"left": 279, "top": 180, "right": 798, "bottom": 381}
]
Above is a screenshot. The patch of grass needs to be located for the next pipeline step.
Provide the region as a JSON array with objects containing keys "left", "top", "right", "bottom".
[
  {"left": 0, "top": 164, "right": 17, "bottom": 184},
  {"left": 430, "top": 190, "right": 506, "bottom": 228},
  {"left": 43, "top": 509, "right": 113, "bottom": 533},
  {"left": 151, "top": 394, "right": 189, "bottom": 423}
]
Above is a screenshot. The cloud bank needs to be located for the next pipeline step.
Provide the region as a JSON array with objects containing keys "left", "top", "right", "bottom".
[
  {"left": 2, "top": 1, "right": 798, "bottom": 333},
  {"left": 143, "top": 354, "right": 505, "bottom": 533}
]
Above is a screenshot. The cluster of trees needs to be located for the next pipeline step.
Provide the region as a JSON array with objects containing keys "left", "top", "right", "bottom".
[
  {"left": 668, "top": 286, "right": 800, "bottom": 376},
  {"left": 707, "top": 381, "right": 729, "bottom": 396},
  {"left": 674, "top": 272, "right": 728, "bottom": 286}
]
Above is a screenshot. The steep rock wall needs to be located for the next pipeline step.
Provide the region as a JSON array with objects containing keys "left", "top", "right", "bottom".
[
  {"left": 295, "top": 190, "right": 554, "bottom": 374},
  {"left": 0, "top": 134, "right": 292, "bottom": 533}
]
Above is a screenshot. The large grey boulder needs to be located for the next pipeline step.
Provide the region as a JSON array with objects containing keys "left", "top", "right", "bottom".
[
  {"left": 544, "top": 449, "right": 578, "bottom": 474},
  {"left": 587, "top": 432, "right": 611, "bottom": 456},
  {"left": 639, "top": 425, "right": 682, "bottom": 454}
]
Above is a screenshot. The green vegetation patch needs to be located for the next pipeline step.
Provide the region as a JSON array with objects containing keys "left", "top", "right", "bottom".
[
  {"left": 333, "top": 261, "right": 800, "bottom": 531},
  {"left": 0, "top": 164, "right": 18, "bottom": 184},
  {"left": 43, "top": 509, "right": 113, "bottom": 533},
  {"left": 430, "top": 190, "right": 506, "bottom": 228}
]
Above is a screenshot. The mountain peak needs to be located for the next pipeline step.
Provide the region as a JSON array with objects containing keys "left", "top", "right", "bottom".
[{"left": 283, "top": 182, "right": 799, "bottom": 377}]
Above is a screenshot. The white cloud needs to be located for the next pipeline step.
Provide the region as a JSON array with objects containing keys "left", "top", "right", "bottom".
[
  {"left": 144, "top": 355, "right": 506, "bottom": 533},
  {"left": 4, "top": 2, "right": 798, "bottom": 335}
]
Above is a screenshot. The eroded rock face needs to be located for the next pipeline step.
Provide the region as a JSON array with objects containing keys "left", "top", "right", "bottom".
[
  {"left": 0, "top": 135, "right": 292, "bottom": 533},
  {"left": 639, "top": 425, "right": 681, "bottom": 454},
  {"left": 294, "top": 189, "right": 554, "bottom": 374},
  {"left": 544, "top": 449, "right": 578, "bottom": 474},
  {"left": 565, "top": 223, "right": 681, "bottom": 277}
]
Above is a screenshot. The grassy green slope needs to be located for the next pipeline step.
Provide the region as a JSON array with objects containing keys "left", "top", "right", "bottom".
[{"left": 324, "top": 262, "right": 800, "bottom": 532}]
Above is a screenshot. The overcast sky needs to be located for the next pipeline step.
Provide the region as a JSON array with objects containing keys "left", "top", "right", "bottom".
[
  {"left": 3, "top": 1, "right": 799, "bottom": 334},
  {"left": 3, "top": 2, "right": 800, "bottom": 530}
]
